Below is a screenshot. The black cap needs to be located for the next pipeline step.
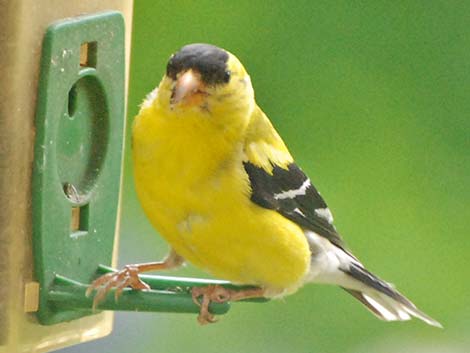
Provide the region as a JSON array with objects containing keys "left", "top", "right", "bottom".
[{"left": 166, "top": 43, "right": 231, "bottom": 85}]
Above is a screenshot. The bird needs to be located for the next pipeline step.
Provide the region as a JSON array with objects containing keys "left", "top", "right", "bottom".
[{"left": 87, "top": 43, "right": 441, "bottom": 327}]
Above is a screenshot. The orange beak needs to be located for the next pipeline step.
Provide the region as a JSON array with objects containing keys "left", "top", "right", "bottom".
[{"left": 170, "top": 70, "right": 207, "bottom": 106}]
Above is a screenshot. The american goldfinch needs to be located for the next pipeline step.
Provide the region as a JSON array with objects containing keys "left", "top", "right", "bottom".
[{"left": 89, "top": 43, "right": 440, "bottom": 327}]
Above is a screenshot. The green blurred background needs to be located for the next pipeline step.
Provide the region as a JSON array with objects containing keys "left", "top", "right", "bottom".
[{"left": 63, "top": 1, "right": 469, "bottom": 352}]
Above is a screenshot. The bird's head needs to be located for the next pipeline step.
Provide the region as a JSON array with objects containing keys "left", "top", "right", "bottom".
[{"left": 155, "top": 43, "right": 255, "bottom": 130}]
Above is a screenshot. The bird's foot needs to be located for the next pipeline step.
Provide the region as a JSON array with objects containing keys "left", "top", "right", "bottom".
[
  {"left": 191, "top": 285, "right": 265, "bottom": 325},
  {"left": 86, "top": 265, "right": 150, "bottom": 309}
]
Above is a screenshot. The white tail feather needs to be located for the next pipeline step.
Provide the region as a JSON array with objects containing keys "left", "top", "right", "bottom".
[
  {"left": 362, "top": 293, "right": 410, "bottom": 321},
  {"left": 305, "top": 230, "right": 442, "bottom": 327},
  {"left": 359, "top": 290, "right": 442, "bottom": 327}
]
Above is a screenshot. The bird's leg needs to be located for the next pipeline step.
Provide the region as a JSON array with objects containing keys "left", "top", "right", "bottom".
[
  {"left": 191, "top": 285, "right": 266, "bottom": 325},
  {"left": 86, "top": 249, "right": 184, "bottom": 309}
]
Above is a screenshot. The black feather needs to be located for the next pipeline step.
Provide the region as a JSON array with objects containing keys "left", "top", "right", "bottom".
[
  {"left": 167, "top": 43, "right": 230, "bottom": 85},
  {"left": 243, "top": 162, "right": 346, "bottom": 249},
  {"left": 341, "top": 263, "right": 414, "bottom": 307}
]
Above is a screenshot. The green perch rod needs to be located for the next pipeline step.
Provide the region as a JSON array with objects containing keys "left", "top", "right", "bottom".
[{"left": 47, "top": 265, "right": 267, "bottom": 318}]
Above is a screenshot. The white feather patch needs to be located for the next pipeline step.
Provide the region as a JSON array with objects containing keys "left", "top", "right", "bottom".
[
  {"left": 362, "top": 294, "right": 399, "bottom": 321},
  {"left": 314, "top": 207, "right": 334, "bottom": 224},
  {"left": 303, "top": 230, "right": 362, "bottom": 285},
  {"left": 274, "top": 179, "right": 311, "bottom": 200}
]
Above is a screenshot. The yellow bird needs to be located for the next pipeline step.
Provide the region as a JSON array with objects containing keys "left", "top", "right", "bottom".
[{"left": 89, "top": 43, "right": 440, "bottom": 326}]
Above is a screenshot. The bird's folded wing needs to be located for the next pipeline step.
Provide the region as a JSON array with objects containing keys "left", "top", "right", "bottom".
[{"left": 243, "top": 107, "right": 346, "bottom": 250}]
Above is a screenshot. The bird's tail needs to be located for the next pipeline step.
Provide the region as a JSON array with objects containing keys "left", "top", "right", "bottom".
[{"left": 341, "top": 263, "right": 442, "bottom": 327}]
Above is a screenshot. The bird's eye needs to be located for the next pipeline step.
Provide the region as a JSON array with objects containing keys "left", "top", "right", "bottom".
[{"left": 223, "top": 70, "right": 231, "bottom": 83}]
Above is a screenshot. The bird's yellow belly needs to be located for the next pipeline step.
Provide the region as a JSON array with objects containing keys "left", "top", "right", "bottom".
[{"left": 133, "top": 159, "right": 311, "bottom": 293}]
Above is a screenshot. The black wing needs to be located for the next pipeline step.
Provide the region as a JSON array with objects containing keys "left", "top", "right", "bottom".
[{"left": 243, "top": 162, "right": 346, "bottom": 249}]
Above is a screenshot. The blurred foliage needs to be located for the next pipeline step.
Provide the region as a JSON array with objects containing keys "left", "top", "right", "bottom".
[{"left": 63, "top": 1, "right": 469, "bottom": 352}]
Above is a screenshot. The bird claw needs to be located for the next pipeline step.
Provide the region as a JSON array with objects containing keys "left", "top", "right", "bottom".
[
  {"left": 86, "top": 265, "right": 151, "bottom": 309},
  {"left": 191, "top": 285, "right": 227, "bottom": 324},
  {"left": 191, "top": 284, "right": 266, "bottom": 324}
]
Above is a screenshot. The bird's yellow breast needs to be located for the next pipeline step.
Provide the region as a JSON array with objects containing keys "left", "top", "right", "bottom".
[{"left": 132, "top": 104, "right": 311, "bottom": 294}]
